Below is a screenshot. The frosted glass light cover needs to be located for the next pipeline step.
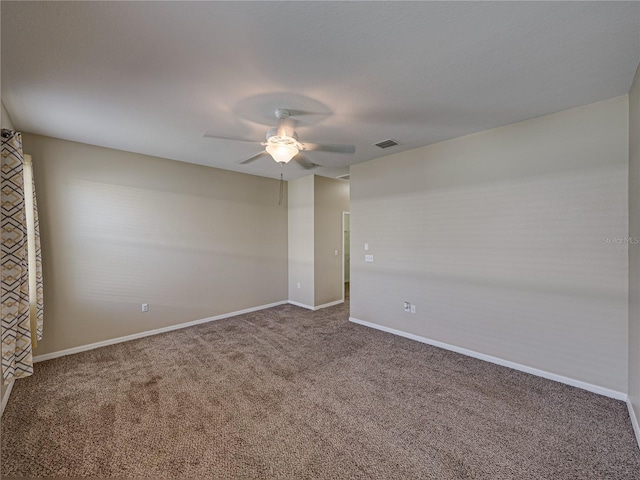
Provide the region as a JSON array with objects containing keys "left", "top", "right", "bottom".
[{"left": 266, "top": 143, "right": 298, "bottom": 164}]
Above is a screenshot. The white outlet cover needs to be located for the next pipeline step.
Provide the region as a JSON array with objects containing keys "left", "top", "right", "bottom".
[
  {"left": 410, "top": 305, "right": 416, "bottom": 314},
  {"left": 365, "top": 254, "right": 374, "bottom": 262},
  {"left": 364, "top": 243, "right": 369, "bottom": 251}
]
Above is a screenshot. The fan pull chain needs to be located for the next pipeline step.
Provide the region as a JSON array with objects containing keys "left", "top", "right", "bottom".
[{"left": 278, "top": 166, "right": 284, "bottom": 206}]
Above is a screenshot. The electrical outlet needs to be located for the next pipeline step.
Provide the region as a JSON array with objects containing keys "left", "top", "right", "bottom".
[
  {"left": 141, "top": 303, "right": 149, "bottom": 312},
  {"left": 404, "top": 302, "right": 410, "bottom": 313},
  {"left": 297, "top": 282, "right": 301, "bottom": 289},
  {"left": 410, "top": 304, "right": 416, "bottom": 314},
  {"left": 365, "top": 254, "right": 374, "bottom": 262}
]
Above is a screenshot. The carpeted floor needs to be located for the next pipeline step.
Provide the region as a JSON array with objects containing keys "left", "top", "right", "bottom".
[{"left": 2, "top": 301, "right": 639, "bottom": 479}]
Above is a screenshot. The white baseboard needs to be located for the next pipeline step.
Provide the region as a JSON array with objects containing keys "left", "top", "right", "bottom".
[
  {"left": 349, "top": 317, "right": 627, "bottom": 402},
  {"left": 288, "top": 299, "right": 344, "bottom": 311},
  {"left": 314, "top": 299, "right": 344, "bottom": 310},
  {"left": 288, "top": 300, "right": 315, "bottom": 310},
  {"left": 628, "top": 398, "right": 640, "bottom": 450},
  {"left": 1, "top": 380, "right": 15, "bottom": 416},
  {"left": 33, "top": 301, "right": 288, "bottom": 363}
]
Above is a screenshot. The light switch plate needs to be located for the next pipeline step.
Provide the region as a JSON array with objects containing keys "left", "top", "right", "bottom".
[{"left": 365, "top": 254, "right": 374, "bottom": 262}]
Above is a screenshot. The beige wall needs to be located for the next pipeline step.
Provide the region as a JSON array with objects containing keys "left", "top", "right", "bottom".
[
  {"left": 351, "top": 96, "right": 629, "bottom": 393},
  {"left": 2, "top": 102, "right": 15, "bottom": 130},
  {"left": 23, "top": 134, "right": 288, "bottom": 356},
  {"left": 288, "top": 175, "right": 315, "bottom": 306},
  {"left": 314, "top": 176, "right": 349, "bottom": 306},
  {"left": 629, "top": 64, "right": 640, "bottom": 438}
]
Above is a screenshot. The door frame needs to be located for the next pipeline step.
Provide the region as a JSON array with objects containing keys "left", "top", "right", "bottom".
[{"left": 342, "top": 211, "right": 350, "bottom": 302}]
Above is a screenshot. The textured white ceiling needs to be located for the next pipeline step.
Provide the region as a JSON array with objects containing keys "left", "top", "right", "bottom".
[{"left": 2, "top": 1, "right": 639, "bottom": 180}]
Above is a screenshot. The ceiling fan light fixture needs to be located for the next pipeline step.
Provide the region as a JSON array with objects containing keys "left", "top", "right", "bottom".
[
  {"left": 266, "top": 142, "right": 298, "bottom": 164},
  {"left": 205, "top": 108, "right": 354, "bottom": 168}
]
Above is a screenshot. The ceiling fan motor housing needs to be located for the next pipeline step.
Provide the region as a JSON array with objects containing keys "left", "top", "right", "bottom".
[
  {"left": 275, "top": 108, "right": 291, "bottom": 119},
  {"left": 266, "top": 128, "right": 299, "bottom": 147}
]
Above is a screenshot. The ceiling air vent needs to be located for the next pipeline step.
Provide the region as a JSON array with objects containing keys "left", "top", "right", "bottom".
[{"left": 374, "top": 139, "right": 400, "bottom": 149}]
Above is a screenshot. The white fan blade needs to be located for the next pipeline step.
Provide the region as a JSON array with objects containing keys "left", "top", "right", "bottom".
[
  {"left": 283, "top": 109, "right": 317, "bottom": 117},
  {"left": 240, "top": 151, "right": 269, "bottom": 165},
  {"left": 203, "top": 133, "right": 262, "bottom": 143},
  {"left": 294, "top": 155, "right": 320, "bottom": 170},
  {"left": 300, "top": 143, "right": 355, "bottom": 154}
]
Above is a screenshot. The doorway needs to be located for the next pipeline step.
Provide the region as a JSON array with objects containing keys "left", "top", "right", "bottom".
[{"left": 342, "top": 211, "right": 350, "bottom": 301}]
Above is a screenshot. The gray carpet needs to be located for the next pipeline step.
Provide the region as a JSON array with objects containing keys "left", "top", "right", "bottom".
[{"left": 2, "top": 301, "right": 639, "bottom": 479}]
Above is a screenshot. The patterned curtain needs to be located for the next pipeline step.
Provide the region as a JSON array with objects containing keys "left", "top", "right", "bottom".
[{"left": 1, "top": 129, "right": 43, "bottom": 385}]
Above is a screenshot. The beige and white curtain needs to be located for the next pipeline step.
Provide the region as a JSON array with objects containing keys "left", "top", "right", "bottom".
[{"left": 1, "top": 129, "right": 43, "bottom": 385}]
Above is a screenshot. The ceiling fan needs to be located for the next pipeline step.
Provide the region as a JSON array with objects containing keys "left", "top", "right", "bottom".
[{"left": 204, "top": 108, "right": 356, "bottom": 170}]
